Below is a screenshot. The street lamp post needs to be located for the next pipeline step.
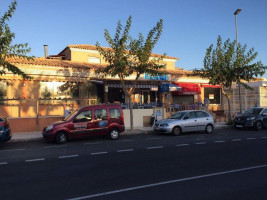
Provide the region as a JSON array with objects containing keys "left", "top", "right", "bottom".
[{"left": 234, "top": 8, "right": 242, "bottom": 114}]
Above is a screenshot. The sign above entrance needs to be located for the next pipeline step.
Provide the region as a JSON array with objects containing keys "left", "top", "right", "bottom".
[{"left": 144, "top": 73, "right": 167, "bottom": 81}]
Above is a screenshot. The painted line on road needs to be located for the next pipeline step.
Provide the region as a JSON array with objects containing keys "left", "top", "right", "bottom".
[
  {"left": 246, "top": 138, "right": 257, "bottom": 140},
  {"left": 59, "top": 155, "right": 79, "bottom": 159},
  {"left": 91, "top": 152, "right": 108, "bottom": 155},
  {"left": 214, "top": 141, "right": 225, "bottom": 143},
  {"left": 232, "top": 139, "right": 242, "bottom": 142},
  {"left": 68, "top": 164, "right": 267, "bottom": 200},
  {"left": 176, "top": 144, "right": 189, "bottom": 147},
  {"left": 0, "top": 149, "right": 25, "bottom": 153},
  {"left": 43, "top": 145, "right": 68, "bottom": 149},
  {"left": 117, "top": 149, "right": 134, "bottom": 153},
  {"left": 25, "top": 158, "right": 45, "bottom": 162},
  {"left": 84, "top": 142, "right": 103, "bottom": 145},
  {"left": 261, "top": 137, "right": 267, "bottom": 139},
  {"left": 0, "top": 162, "right": 8, "bottom": 165},
  {"left": 146, "top": 146, "right": 163, "bottom": 150},
  {"left": 195, "top": 142, "right": 207, "bottom": 145}
]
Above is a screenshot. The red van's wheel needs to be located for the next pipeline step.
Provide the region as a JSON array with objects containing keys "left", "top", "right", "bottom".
[
  {"left": 56, "top": 132, "right": 67, "bottom": 144},
  {"left": 109, "top": 128, "right": 120, "bottom": 140}
]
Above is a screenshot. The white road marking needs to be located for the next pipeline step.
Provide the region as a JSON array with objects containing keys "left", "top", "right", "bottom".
[
  {"left": 195, "top": 142, "right": 207, "bottom": 145},
  {"left": 117, "top": 149, "right": 134, "bottom": 153},
  {"left": 176, "top": 144, "right": 189, "bottom": 147},
  {"left": 44, "top": 145, "right": 68, "bottom": 149},
  {"left": 261, "top": 137, "right": 267, "bottom": 139},
  {"left": 25, "top": 158, "right": 45, "bottom": 162},
  {"left": 59, "top": 155, "right": 79, "bottom": 159},
  {"left": 246, "top": 138, "right": 257, "bottom": 140},
  {"left": 232, "top": 139, "right": 242, "bottom": 142},
  {"left": 0, "top": 149, "right": 25, "bottom": 153},
  {"left": 84, "top": 142, "right": 103, "bottom": 145},
  {"left": 0, "top": 162, "right": 8, "bottom": 165},
  {"left": 214, "top": 141, "right": 225, "bottom": 143},
  {"left": 146, "top": 146, "right": 163, "bottom": 150},
  {"left": 91, "top": 152, "right": 108, "bottom": 155},
  {"left": 68, "top": 164, "right": 267, "bottom": 200}
]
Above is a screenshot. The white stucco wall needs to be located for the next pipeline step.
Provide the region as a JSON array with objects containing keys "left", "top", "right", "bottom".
[{"left": 123, "top": 109, "right": 154, "bottom": 128}]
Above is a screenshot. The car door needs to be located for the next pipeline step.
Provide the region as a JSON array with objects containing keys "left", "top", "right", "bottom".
[
  {"left": 91, "top": 108, "right": 108, "bottom": 135},
  {"left": 261, "top": 109, "right": 267, "bottom": 127},
  {"left": 69, "top": 109, "right": 94, "bottom": 138},
  {"left": 196, "top": 111, "right": 210, "bottom": 131},
  {"left": 182, "top": 111, "right": 198, "bottom": 132}
]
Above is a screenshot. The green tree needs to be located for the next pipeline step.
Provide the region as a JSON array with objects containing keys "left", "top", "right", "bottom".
[
  {"left": 0, "top": 0, "right": 32, "bottom": 79},
  {"left": 190, "top": 35, "right": 266, "bottom": 123},
  {"left": 96, "top": 16, "right": 166, "bottom": 131}
]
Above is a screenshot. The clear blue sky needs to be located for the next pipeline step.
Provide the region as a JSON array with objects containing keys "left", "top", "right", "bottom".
[{"left": 1, "top": 0, "right": 267, "bottom": 78}]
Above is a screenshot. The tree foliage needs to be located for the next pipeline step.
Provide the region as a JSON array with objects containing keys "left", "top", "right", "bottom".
[
  {"left": 0, "top": 0, "right": 32, "bottom": 79},
  {"left": 96, "top": 16, "right": 166, "bottom": 130},
  {"left": 190, "top": 35, "right": 266, "bottom": 122}
]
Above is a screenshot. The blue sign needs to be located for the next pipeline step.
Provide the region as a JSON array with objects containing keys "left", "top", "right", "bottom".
[
  {"left": 160, "top": 84, "right": 169, "bottom": 92},
  {"left": 145, "top": 73, "right": 167, "bottom": 81}
]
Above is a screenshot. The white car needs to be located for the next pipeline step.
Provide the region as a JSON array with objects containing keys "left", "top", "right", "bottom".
[{"left": 154, "top": 110, "right": 214, "bottom": 136}]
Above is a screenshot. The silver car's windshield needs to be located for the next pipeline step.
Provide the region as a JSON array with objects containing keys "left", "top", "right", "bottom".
[{"left": 168, "top": 112, "right": 187, "bottom": 119}]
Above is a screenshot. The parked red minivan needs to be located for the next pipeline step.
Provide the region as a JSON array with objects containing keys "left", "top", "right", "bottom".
[{"left": 42, "top": 104, "right": 125, "bottom": 144}]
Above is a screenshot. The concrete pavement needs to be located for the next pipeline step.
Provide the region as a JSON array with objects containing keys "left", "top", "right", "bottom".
[{"left": 10, "top": 122, "right": 231, "bottom": 142}]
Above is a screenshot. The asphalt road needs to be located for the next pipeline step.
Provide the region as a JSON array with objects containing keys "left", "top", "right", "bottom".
[{"left": 0, "top": 128, "right": 267, "bottom": 200}]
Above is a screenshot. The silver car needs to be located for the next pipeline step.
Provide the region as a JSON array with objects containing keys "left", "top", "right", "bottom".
[{"left": 154, "top": 110, "right": 214, "bottom": 136}]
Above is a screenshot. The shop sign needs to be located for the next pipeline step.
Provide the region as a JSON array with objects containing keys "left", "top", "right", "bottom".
[{"left": 145, "top": 73, "right": 167, "bottom": 81}]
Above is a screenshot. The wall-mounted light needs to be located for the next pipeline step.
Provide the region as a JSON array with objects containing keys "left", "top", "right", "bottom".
[{"left": 22, "top": 82, "right": 26, "bottom": 87}]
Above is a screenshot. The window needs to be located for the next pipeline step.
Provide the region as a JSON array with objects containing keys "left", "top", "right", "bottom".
[
  {"left": 186, "top": 112, "right": 196, "bottom": 119},
  {"left": 75, "top": 110, "right": 92, "bottom": 122},
  {"left": 204, "top": 88, "right": 221, "bottom": 104},
  {"left": 40, "top": 82, "right": 79, "bottom": 99},
  {"left": 88, "top": 57, "right": 101, "bottom": 64},
  {"left": 261, "top": 109, "right": 267, "bottom": 115},
  {"left": 0, "top": 82, "right": 7, "bottom": 99},
  {"left": 94, "top": 109, "right": 107, "bottom": 120},
  {"left": 196, "top": 111, "right": 209, "bottom": 118},
  {"left": 110, "top": 108, "right": 121, "bottom": 119}
]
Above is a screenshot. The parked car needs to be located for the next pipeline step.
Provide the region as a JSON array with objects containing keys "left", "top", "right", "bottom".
[
  {"left": 0, "top": 116, "right": 11, "bottom": 143},
  {"left": 233, "top": 107, "right": 267, "bottom": 131},
  {"left": 154, "top": 110, "right": 214, "bottom": 136},
  {"left": 42, "top": 104, "right": 125, "bottom": 144}
]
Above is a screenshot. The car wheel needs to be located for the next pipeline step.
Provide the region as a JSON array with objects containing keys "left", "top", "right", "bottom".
[
  {"left": 56, "top": 132, "right": 67, "bottom": 144},
  {"left": 109, "top": 128, "right": 120, "bottom": 140},
  {"left": 255, "top": 121, "right": 263, "bottom": 131},
  {"left": 205, "top": 124, "right": 214, "bottom": 134},
  {"left": 172, "top": 126, "right": 181, "bottom": 136}
]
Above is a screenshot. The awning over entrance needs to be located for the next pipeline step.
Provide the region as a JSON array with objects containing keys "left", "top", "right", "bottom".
[
  {"left": 201, "top": 84, "right": 220, "bottom": 88},
  {"left": 172, "top": 82, "right": 201, "bottom": 95}
]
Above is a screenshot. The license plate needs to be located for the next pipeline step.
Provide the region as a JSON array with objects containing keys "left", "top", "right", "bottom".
[
  {"left": 154, "top": 127, "right": 160, "bottom": 130},
  {"left": 236, "top": 125, "right": 243, "bottom": 128}
]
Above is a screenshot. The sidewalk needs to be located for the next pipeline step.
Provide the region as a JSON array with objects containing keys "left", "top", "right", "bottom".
[{"left": 10, "top": 123, "right": 231, "bottom": 142}]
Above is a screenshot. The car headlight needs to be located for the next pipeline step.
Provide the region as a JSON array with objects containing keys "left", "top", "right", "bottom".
[
  {"left": 46, "top": 125, "right": 53, "bottom": 131},
  {"left": 160, "top": 123, "right": 169, "bottom": 127},
  {"left": 247, "top": 117, "right": 255, "bottom": 120}
]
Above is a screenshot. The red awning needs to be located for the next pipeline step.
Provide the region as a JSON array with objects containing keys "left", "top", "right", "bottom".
[
  {"left": 201, "top": 84, "right": 221, "bottom": 88},
  {"left": 172, "top": 82, "right": 201, "bottom": 95}
]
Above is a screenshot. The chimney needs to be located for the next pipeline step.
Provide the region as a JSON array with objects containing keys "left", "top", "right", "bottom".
[{"left": 43, "top": 45, "right": 48, "bottom": 58}]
